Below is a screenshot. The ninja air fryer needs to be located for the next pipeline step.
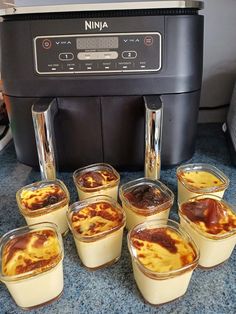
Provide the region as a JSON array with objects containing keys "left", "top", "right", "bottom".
[{"left": 0, "top": 0, "right": 204, "bottom": 173}]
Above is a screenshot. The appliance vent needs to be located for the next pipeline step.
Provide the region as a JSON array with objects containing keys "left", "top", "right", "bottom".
[{"left": 3, "top": 8, "right": 198, "bottom": 21}]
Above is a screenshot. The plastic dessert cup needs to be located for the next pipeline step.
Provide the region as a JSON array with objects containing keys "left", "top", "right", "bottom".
[
  {"left": 176, "top": 163, "right": 229, "bottom": 204},
  {"left": 119, "top": 178, "right": 174, "bottom": 230},
  {"left": 73, "top": 163, "right": 120, "bottom": 201},
  {"left": 127, "top": 219, "right": 199, "bottom": 305},
  {"left": 67, "top": 195, "right": 126, "bottom": 269},
  {"left": 16, "top": 180, "right": 70, "bottom": 235},
  {"left": 0, "top": 222, "right": 64, "bottom": 309},
  {"left": 179, "top": 195, "right": 236, "bottom": 268}
]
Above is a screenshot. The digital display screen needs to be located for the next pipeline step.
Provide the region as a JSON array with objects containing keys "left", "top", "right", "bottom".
[{"left": 76, "top": 37, "right": 119, "bottom": 50}]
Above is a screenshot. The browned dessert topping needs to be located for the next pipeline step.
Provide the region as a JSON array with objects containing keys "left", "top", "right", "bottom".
[
  {"left": 124, "top": 185, "right": 169, "bottom": 209},
  {"left": 132, "top": 228, "right": 178, "bottom": 253},
  {"left": 181, "top": 198, "right": 236, "bottom": 235},
  {"left": 2, "top": 229, "right": 61, "bottom": 276},
  {"left": 131, "top": 227, "right": 196, "bottom": 272},
  {"left": 71, "top": 201, "right": 123, "bottom": 236},
  {"left": 77, "top": 170, "right": 118, "bottom": 189},
  {"left": 20, "top": 184, "right": 67, "bottom": 211}
]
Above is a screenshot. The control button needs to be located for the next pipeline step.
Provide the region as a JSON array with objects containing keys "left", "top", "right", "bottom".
[
  {"left": 144, "top": 36, "right": 154, "bottom": 46},
  {"left": 122, "top": 51, "right": 137, "bottom": 59},
  {"left": 59, "top": 53, "right": 74, "bottom": 61},
  {"left": 42, "top": 39, "right": 52, "bottom": 49},
  {"left": 117, "top": 62, "right": 132, "bottom": 70},
  {"left": 78, "top": 51, "right": 118, "bottom": 60}
]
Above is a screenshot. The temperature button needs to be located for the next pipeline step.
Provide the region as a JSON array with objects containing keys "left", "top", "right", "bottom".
[
  {"left": 59, "top": 53, "right": 74, "bottom": 61},
  {"left": 122, "top": 51, "right": 137, "bottom": 59}
]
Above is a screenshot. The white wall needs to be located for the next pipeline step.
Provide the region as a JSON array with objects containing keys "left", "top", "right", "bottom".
[{"left": 199, "top": 0, "right": 236, "bottom": 122}]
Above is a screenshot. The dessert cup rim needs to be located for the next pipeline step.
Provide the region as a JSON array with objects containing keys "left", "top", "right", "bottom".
[
  {"left": 73, "top": 163, "right": 120, "bottom": 192},
  {"left": 176, "top": 163, "right": 229, "bottom": 193}
]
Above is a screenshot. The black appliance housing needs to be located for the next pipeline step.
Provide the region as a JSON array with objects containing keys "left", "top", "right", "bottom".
[{"left": 1, "top": 4, "right": 204, "bottom": 171}]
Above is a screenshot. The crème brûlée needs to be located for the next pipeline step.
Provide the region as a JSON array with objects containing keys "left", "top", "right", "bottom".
[
  {"left": 178, "top": 170, "right": 223, "bottom": 190},
  {"left": 124, "top": 184, "right": 170, "bottom": 211},
  {"left": 2, "top": 229, "right": 62, "bottom": 277},
  {"left": 74, "top": 166, "right": 120, "bottom": 201},
  {"left": 180, "top": 197, "right": 236, "bottom": 235},
  {"left": 71, "top": 201, "right": 123, "bottom": 236},
  {"left": 179, "top": 197, "right": 236, "bottom": 268},
  {"left": 69, "top": 200, "right": 125, "bottom": 269},
  {"left": 0, "top": 226, "right": 64, "bottom": 309},
  {"left": 120, "top": 181, "right": 174, "bottom": 230},
  {"left": 20, "top": 184, "right": 67, "bottom": 212},
  {"left": 177, "top": 166, "right": 229, "bottom": 204},
  {"left": 131, "top": 227, "right": 196, "bottom": 273},
  {"left": 76, "top": 170, "right": 118, "bottom": 190},
  {"left": 17, "top": 182, "right": 69, "bottom": 235},
  {"left": 128, "top": 224, "right": 198, "bottom": 305}
]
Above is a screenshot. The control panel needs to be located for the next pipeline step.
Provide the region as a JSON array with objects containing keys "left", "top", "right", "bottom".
[{"left": 34, "top": 32, "right": 161, "bottom": 74}]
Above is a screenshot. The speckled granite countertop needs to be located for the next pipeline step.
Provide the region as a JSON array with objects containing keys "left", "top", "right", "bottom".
[{"left": 0, "top": 124, "right": 235, "bottom": 314}]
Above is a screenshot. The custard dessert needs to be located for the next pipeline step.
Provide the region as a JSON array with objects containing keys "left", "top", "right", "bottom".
[
  {"left": 67, "top": 195, "right": 125, "bottom": 269},
  {"left": 0, "top": 223, "right": 64, "bottom": 309},
  {"left": 16, "top": 180, "right": 70, "bottom": 235},
  {"left": 119, "top": 178, "right": 174, "bottom": 230},
  {"left": 128, "top": 219, "right": 199, "bottom": 305},
  {"left": 177, "top": 163, "right": 229, "bottom": 203},
  {"left": 179, "top": 196, "right": 236, "bottom": 267},
  {"left": 73, "top": 163, "right": 120, "bottom": 201}
]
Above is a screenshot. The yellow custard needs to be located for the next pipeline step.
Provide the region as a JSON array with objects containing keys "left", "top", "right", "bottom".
[
  {"left": 2, "top": 229, "right": 61, "bottom": 277},
  {"left": 179, "top": 170, "right": 223, "bottom": 190},
  {"left": 131, "top": 228, "right": 196, "bottom": 273}
]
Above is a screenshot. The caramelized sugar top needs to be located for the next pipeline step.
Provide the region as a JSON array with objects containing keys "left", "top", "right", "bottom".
[
  {"left": 181, "top": 198, "right": 236, "bottom": 235},
  {"left": 124, "top": 184, "right": 170, "bottom": 210},
  {"left": 72, "top": 201, "right": 123, "bottom": 237},
  {"left": 20, "top": 184, "right": 67, "bottom": 211},
  {"left": 131, "top": 227, "right": 196, "bottom": 273},
  {"left": 2, "top": 229, "right": 61, "bottom": 277},
  {"left": 76, "top": 170, "right": 118, "bottom": 189}
]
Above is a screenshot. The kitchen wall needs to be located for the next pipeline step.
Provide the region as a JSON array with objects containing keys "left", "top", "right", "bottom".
[
  {"left": 199, "top": 0, "right": 236, "bottom": 123},
  {"left": 3, "top": 0, "right": 236, "bottom": 123}
]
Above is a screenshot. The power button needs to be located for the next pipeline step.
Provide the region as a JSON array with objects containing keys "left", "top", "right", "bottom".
[{"left": 42, "top": 39, "right": 52, "bottom": 49}]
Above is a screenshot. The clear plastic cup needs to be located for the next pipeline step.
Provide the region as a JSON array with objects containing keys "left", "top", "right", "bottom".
[
  {"left": 67, "top": 195, "right": 126, "bottom": 269},
  {"left": 0, "top": 222, "right": 64, "bottom": 309},
  {"left": 119, "top": 178, "right": 174, "bottom": 230},
  {"left": 73, "top": 163, "right": 120, "bottom": 201},
  {"left": 127, "top": 219, "right": 199, "bottom": 305},
  {"left": 176, "top": 163, "right": 229, "bottom": 204},
  {"left": 16, "top": 180, "right": 70, "bottom": 235},
  {"left": 178, "top": 195, "right": 236, "bottom": 268}
]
